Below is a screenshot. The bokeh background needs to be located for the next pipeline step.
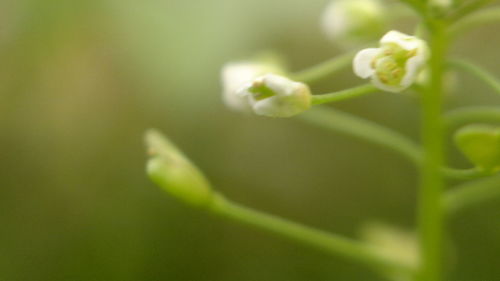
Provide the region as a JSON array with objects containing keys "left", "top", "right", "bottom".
[{"left": 0, "top": 0, "right": 499, "bottom": 280}]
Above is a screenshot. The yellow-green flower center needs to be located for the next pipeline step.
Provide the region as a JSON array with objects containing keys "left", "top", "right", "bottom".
[
  {"left": 248, "top": 80, "right": 277, "bottom": 101},
  {"left": 372, "top": 44, "right": 417, "bottom": 86}
]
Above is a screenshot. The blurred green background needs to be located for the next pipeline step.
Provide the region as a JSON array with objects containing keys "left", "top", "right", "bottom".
[{"left": 0, "top": 0, "right": 499, "bottom": 280}]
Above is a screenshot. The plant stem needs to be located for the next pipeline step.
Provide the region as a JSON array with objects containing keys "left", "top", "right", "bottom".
[
  {"left": 301, "top": 107, "right": 482, "bottom": 180},
  {"left": 311, "top": 84, "right": 378, "bottom": 105},
  {"left": 441, "top": 167, "right": 485, "bottom": 180},
  {"left": 450, "top": 7, "right": 500, "bottom": 36},
  {"left": 209, "top": 193, "right": 414, "bottom": 276},
  {"left": 448, "top": 59, "right": 500, "bottom": 95},
  {"left": 416, "top": 21, "right": 448, "bottom": 281},
  {"left": 444, "top": 174, "right": 500, "bottom": 215},
  {"left": 449, "top": 0, "right": 496, "bottom": 22},
  {"left": 444, "top": 106, "right": 500, "bottom": 129},
  {"left": 290, "top": 52, "right": 355, "bottom": 83},
  {"left": 399, "top": 0, "right": 426, "bottom": 15},
  {"left": 300, "top": 107, "right": 423, "bottom": 165}
]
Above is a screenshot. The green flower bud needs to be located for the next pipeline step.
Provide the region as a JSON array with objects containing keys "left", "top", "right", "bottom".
[
  {"left": 454, "top": 124, "right": 500, "bottom": 173},
  {"left": 145, "top": 129, "right": 213, "bottom": 207}
]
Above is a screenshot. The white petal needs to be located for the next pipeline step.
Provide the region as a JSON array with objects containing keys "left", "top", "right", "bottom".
[
  {"left": 222, "top": 63, "right": 261, "bottom": 92},
  {"left": 244, "top": 74, "right": 311, "bottom": 117},
  {"left": 260, "top": 74, "right": 297, "bottom": 96},
  {"left": 252, "top": 84, "right": 311, "bottom": 118},
  {"left": 221, "top": 62, "right": 277, "bottom": 112},
  {"left": 321, "top": 0, "right": 385, "bottom": 46},
  {"left": 400, "top": 57, "right": 422, "bottom": 88},
  {"left": 353, "top": 48, "right": 379, "bottom": 79},
  {"left": 321, "top": 1, "right": 349, "bottom": 40},
  {"left": 400, "top": 45, "right": 429, "bottom": 88},
  {"left": 380, "top": 30, "right": 421, "bottom": 51},
  {"left": 252, "top": 97, "right": 282, "bottom": 117}
]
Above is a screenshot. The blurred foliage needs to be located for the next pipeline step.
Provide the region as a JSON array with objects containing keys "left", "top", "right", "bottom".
[{"left": 0, "top": 0, "right": 498, "bottom": 280}]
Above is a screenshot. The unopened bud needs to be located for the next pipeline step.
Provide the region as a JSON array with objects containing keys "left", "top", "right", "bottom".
[
  {"left": 237, "top": 74, "right": 311, "bottom": 118},
  {"left": 221, "top": 61, "right": 283, "bottom": 112},
  {"left": 145, "top": 129, "right": 213, "bottom": 207}
]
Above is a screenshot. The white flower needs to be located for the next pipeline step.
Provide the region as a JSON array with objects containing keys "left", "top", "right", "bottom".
[
  {"left": 236, "top": 74, "right": 311, "bottom": 118},
  {"left": 321, "top": 0, "right": 386, "bottom": 47},
  {"left": 221, "top": 62, "right": 282, "bottom": 112},
  {"left": 353, "top": 30, "right": 429, "bottom": 93}
]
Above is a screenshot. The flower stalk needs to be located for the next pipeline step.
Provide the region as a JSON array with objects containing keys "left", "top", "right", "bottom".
[
  {"left": 444, "top": 174, "right": 500, "bottom": 215},
  {"left": 209, "top": 194, "right": 415, "bottom": 276},
  {"left": 146, "top": 1, "right": 500, "bottom": 280},
  {"left": 311, "top": 84, "right": 378, "bottom": 105},
  {"left": 416, "top": 20, "right": 448, "bottom": 281}
]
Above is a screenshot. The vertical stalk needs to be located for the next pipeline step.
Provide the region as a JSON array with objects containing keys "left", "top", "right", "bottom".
[{"left": 417, "top": 21, "right": 448, "bottom": 281}]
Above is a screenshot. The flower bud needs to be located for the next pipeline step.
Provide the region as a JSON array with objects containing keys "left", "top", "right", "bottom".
[
  {"left": 221, "top": 61, "right": 283, "bottom": 113},
  {"left": 454, "top": 124, "right": 500, "bottom": 173},
  {"left": 236, "top": 74, "right": 312, "bottom": 118},
  {"left": 321, "top": 0, "right": 387, "bottom": 47},
  {"left": 145, "top": 129, "right": 213, "bottom": 207},
  {"left": 353, "top": 30, "right": 429, "bottom": 93}
]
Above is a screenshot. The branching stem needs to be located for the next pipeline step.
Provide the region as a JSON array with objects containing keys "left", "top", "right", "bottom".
[
  {"left": 444, "top": 174, "right": 500, "bottom": 214},
  {"left": 209, "top": 194, "right": 415, "bottom": 276},
  {"left": 450, "top": 7, "right": 500, "bottom": 35},
  {"left": 300, "top": 107, "right": 422, "bottom": 165},
  {"left": 449, "top": 59, "right": 500, "bottom": 95}
]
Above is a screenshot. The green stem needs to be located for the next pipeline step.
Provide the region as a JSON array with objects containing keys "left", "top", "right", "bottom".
[
  {"left": 300, "top": 107, "right": 423, "bottom": 165},
  {"left": 448, "top": 59, "right": 500, "bottom": 95},
  {"left": 444, "top": 174, "right": 500, "bottom": 215},
  {"left": 449, "top": 0, "right": 496, "bottom": 21},
  {"left": 399, "top": 0, "right": 426, "bottom": 15},
  {"left": 450, "top": 7, "right": 500, "bottom": 36},
  {"left": 311, "top": 84, "right": 378, "bottom": 106},
  {"left": 290, "top": 52, "right": 354, "bottom": 83},
  {"left": 209, "top": 194, "right": 414, "bottom": 276},
  {"left": 442, "top": 167, "right": 486, "bottom": 180},
  {"left": 416, "top": 21, "right": 448, "bottom": 281},
  {"left": 301, "top": 107, "right": 481, "bottom": 180},
  {"left": 444, "top": 106, "right": 500, "bottom": 129}
]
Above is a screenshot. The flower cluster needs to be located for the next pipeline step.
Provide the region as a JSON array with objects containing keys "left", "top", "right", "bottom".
[
  {"left": 148, "top": 1, "right": 500, "bottom": 280},
  {"left": 221, "top": 0, "right": 430, "bottom": 117}
]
